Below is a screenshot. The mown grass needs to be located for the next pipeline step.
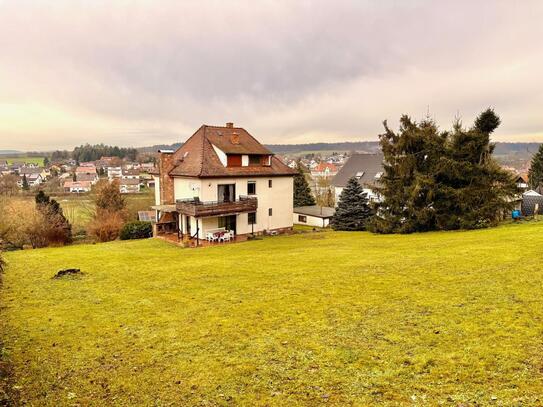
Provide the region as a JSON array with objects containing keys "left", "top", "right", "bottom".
[{"left": 2, "top": 222, "right": 543, "bottom": 405}]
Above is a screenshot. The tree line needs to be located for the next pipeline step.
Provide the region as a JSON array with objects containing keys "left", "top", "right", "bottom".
[{"left": 51, "top": 144, "right": 138, "bottom": 163}]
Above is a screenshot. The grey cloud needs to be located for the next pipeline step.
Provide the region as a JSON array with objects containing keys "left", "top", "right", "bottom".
[{"left": 0, "top": 0, "right": 543, "bottom": 149}]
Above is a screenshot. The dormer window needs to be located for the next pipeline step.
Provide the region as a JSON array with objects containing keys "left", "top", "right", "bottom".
[{"left": 249, "top": 155, "right": 260, "bottom": 165}]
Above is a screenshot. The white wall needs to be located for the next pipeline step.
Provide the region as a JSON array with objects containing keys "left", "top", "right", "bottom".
[
  {"left": 174, "top": 176, "right": 293, "bottom": 236},
  {"left": 211, "top": 144, "right": 227, "bottom": 167},
  {"left": 198, "top": 176, "right": 292, "bottom": 234},
  {"left": 174, "top": 177, "right": 202, "bottom": 201},
  {"left": 335, "top": 185, "right": 381, "bottom": 206},
  {"left": 154, "top": 176, "right": 160, "bottom": 205},
  {"left": 293, "top": 213, "right": 329, "bottom": 228}
]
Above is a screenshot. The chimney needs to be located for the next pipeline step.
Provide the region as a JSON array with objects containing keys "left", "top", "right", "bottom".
[
  {"left": 157, "top": 150, "right": 175, "bottom": 205},
  {"left": 226, "top": 122, "right": 234, "bottom": 128},
  {"left": 230, "top": 132, "right": 240, "bottom": 145}
]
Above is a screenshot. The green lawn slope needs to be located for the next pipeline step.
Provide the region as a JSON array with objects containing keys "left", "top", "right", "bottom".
[{"left": 2, "top": 222, "right": 543, "bottom": 405}]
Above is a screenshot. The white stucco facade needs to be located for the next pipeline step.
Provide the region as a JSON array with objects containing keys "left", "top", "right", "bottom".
[
  {"left": 293, "top": 213, "right": 330, "bottom": 228},
  {"left": 165, "top": 176, "right": 293, "bottom": 239}
]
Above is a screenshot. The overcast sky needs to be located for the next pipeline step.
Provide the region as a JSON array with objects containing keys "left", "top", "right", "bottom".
[{"left": 1, "top": 0, "right": 543, "bottom": 150}]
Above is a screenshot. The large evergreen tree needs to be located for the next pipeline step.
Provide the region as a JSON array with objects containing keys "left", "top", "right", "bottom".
[
  {"left": 370, "top": 115, "right": 446, "bottom": 233},
  {"left": 293, "top": 164, "right": 316, "bottom": 207},
  {"left": 371, "top": 109, "right": 516, "bottom": 233},
  {"left": 528, "top": 144, "right": 543, "bottom": 190},
  {"left": 330, "top": 176, "right": 372, "bottom": 231}
]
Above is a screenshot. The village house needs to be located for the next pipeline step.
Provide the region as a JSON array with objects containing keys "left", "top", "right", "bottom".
[
  {"left": 332, "top": 153, "right": 384, "bottom": 204},
  {"left": 75, "top": 165, "right": 97, "bottom": 175},
  {"left": 107, "top": 166, "right": 122, "bottom": 180},
  {"left": 515, "top": 173, "right": 529, "bottom": 192},
  {"left": 76, "top": 172, "right": 99, "bottom": 184},
  {"left": 63, "top": 180, "right": 93, "bottom": 193},
  {"left": 311, "top": 162, "right": 338, "bottom": 178},
  {"left": 122, "top": 168, "right": 140, "bottom": 180},
  {"left": 119, "top": 178, "right": 141, "bottom": 194},
  {"left": 151, "top": 122, "right": 296, "bottom": 243}
]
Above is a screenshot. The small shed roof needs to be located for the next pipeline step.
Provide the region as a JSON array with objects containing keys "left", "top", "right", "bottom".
[{"left": 294, "top": 206, "right": 335, "bottom": 218}]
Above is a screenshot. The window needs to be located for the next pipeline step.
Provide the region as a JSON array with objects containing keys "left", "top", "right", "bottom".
[
  {"left": 249, "top": 155, "right": 261, "bottom": 165},
  {"left": 298, "top": 215, "right": 307, "bottom": 223},
  {"left": 268, "top": 179, "right": 273, "bottom": 188},
  {"left": 247, "top": 181, "right": 256, "bottom": 195},
  {"left": 248, "top": 212, "right": 256, "bottom": 225},
  {"left": 268, "top": 208, "right": 273, "bottom": 216},
  {"left": 227, "top": 154, "right": 242, "bottom": 167}
]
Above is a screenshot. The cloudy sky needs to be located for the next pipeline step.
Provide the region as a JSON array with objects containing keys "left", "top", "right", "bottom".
[{"left": 1, "top": 0, "right": 543, "bottom": 150}]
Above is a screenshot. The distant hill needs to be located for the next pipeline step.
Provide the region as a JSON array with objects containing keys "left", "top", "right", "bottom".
[
  {"left": 0, "top": 150, "right": 23, "bottom": 156},
  {"left": 139, "top": 141, "right": 540, "bottom": 157},
  {"left": 139, "top": 141, "right": 382, "bottom": 155}
]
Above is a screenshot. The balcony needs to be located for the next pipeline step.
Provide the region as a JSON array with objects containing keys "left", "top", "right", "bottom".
[{"left": 176, "top": 195, "right": 258, "bottom": 218}]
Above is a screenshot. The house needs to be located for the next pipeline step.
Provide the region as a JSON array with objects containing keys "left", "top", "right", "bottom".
[
  {"left": 515, "top": 173, "right": 529, "bottom": 192},
  {"left": 311, "top": 162, "right": 338, "bottom": 178},
  {"left": 293, "top": 206, "right": 335, "bottom": 228},
  {"left": 151, "top": 122, "right": 296, "bottom": 243},
  {"left": 75, "top": 165, "right": 97, "bottom": 175},
  {"left": 107, "top": 166, "right": 122, "bottom": 180},
  {"left": 122, "top": 168, "right": 140, "bottom": 180},
  {"left": 332, "top": 154, "right": 384, "bottom": 204},
  {"left": 19, "top": 166, "right": 48, "bottom": 181},
  {"left": 76, "top": 173, "right": 99, "bottom": 184},
  {"left": 119, "top": 178, "right": 141, "bottom": 194},
  {"left": 63, "top": 180, "right": 92, "bottom": 193}
]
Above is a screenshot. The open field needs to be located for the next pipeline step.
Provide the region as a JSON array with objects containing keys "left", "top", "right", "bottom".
[
  {"left": 1, "top": 156, "right": 45, "bottom": 165},
  {"left": 2, "top": 222, "right": 543, "bottom": 405},
  {"left": 12, "top": 192, "right": 155, "bottom": 231}
]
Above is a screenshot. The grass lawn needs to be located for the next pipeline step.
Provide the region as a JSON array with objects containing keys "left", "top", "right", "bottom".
[
  {"left": 3, "top": 156, "right": 45, "bottom": 165},
  {"left": 2, "top": 222, "right": 543, "bottom": 405}
]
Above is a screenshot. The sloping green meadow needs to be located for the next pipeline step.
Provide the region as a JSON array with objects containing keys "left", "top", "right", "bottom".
[{"left": 2, "top": 222, "right": 543, "bottom": 405}]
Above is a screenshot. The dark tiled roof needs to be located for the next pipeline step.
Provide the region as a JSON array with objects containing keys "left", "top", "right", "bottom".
[
  {"left": 168, "top": 125, "right": 296, "bottom": 178},
  {"left": 332, "top": 153, "right": 384, "bottom": 188},
  {"left": 294, "top": 206, "right": 335, "bottom": 218}
]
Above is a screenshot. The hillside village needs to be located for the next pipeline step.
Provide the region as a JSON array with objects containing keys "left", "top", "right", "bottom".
[{"left": 1, "top": 122, "right": 543, "bottom": 244}]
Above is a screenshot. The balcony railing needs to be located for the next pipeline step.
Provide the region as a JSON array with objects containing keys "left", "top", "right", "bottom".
[{"left": 176, "top": 195, "right": 258, "bottom": 218}]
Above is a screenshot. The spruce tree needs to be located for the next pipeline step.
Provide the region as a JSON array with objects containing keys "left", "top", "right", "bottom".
[
  {"left": 293, "top": 164, "right": 316, "bottom": 207},
  {"left": 330, "top": 176, "right": 372, "bottom": 231},
  {"left": 528, "top": 144, "right": 543, "bottom": 190},
  {"left": 22, "top": 174, "right": 30, "bottom": 190},
  {"left": 443, "top": 109, "right": 516, "bottom": 229},
  {"left": 370, "top": 115, "right": 445, "bottom": 233},
  {"left": 371, "top": 108, "right": 516, "bottom": 233}
]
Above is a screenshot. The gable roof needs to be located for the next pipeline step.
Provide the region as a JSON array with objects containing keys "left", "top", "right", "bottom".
[
  {"left": 167, "top": 124, "right": 296, "bottom": 178},
  {"left": 314, "top": 162, "right": 338, "bottom": 172},
  {"left": 332, "top": 153, "right": 383, "bottom": 188}
]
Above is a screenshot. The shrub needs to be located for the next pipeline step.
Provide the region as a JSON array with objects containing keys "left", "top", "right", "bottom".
[
  {"left": 87, "top": 209, "right": 125, "bottom": 242},
  {"left": 119, "top": 221, "right": 153, "bottom": 240}
]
